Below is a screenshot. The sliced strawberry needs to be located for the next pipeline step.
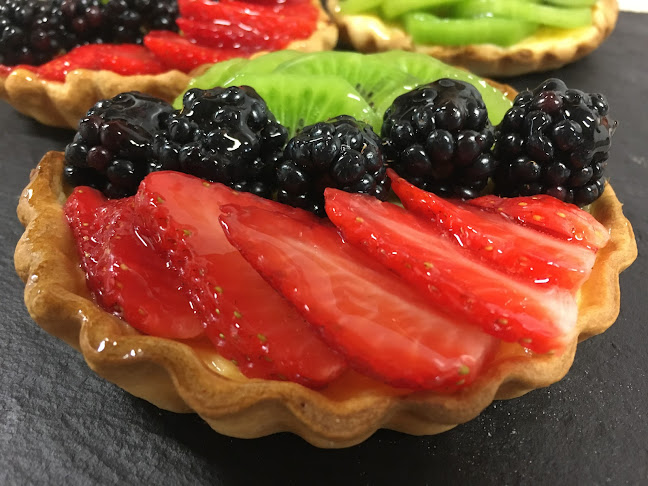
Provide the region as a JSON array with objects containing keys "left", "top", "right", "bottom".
[
  {"left": 177, "top": 4, "right": 316, "bottom": 52},
  {"left": 468, "top": 194, "right": 610, "bottom": 250},
  {"left": 219, "top": 204, "right": 499, "bottom": 391},
  {"left": 144, "top": 31, "right": 241, "bottom": 72},
  {"left": 179, "top": 0, "right": 318, "bottom": 23},
  {"left": 389, "top": 170, "right": 597, "bottom": 291},
  {"left": 134, "top": 172, "right": 346, "bottom": 387},
  {"left": 325, "top": 189, "right": 579, "bottom": 354},
  {"left": 64, "top": 187, "right": 205, "bottom": 339},
  {"left": 37, "top": 44, "right": 166, "bottom": 82}
]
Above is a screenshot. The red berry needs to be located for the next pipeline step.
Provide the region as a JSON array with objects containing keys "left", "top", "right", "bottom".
[
  {"left": 178, "top": 0, "right": 318, "bottom": 23},
  {"left": 219, "top": 203, "right": 499, "bottom": 391},
  {"left": 324, "top": 189, "right": 578, "bottom": 354},
  {"left": 36, "top": 44, "right": 166, "bottom": 82},
  {"left": 389, "top": 170, "right": 598, "bottom": 292},
  {"left": 64, "top": 187, "right": 205, "bottom": 339},
  {"left": 135, "top": 172, "right": 346, "bottom": 387},
  {"left": 177, "top": 0, "right": 316, "bottom": 52},
  {"left": 144, "top": 31, "right": 240, "bottom": 73},
  {"left": 468, "top": 194, "right": 610, "bottom": 249}
]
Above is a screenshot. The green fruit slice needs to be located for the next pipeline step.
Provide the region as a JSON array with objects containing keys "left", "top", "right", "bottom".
[
  {"left": 451, "top": 0, "right": 593, "bottom": 29},
  {"left": 174, "top": 58, "right": 248, "bottom": 109},
  {"left": 380, "top": 0, "right": 457, "bottom": 20},
  {"left": 223, "top": 73, "right": 382, "bottom": 136},
  {"left": 173, "top": 51, "right": 305, "bottom": 109},
  {"left": 338, "top": 0, "right": 383, "bottom": 14},
  {"left": 274, "top": 51, "right": 421, "bottom": 123},
  {"left": 544, "top": 0, "right": 597, "bottom": 6},
  {"left": 368, "top": 51, "right": 513, "bottom": 125},
  {"left": 218, "top": 50, "right": 305, "bottom": 85},
  {"left": 404, "top": 12, "right": 539, "bottom": 47}
]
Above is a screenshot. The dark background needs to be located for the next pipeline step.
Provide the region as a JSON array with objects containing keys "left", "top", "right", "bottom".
[{"left": 1, "top": 12, "right": 646, "bottom": 486}]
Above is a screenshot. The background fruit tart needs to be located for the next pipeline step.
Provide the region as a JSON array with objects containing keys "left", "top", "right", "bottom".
[
  {"left": 327, "top": 0, "right": 618, "bottom": 77},
  {"left": 14, "top": 51, "right": 637, "bottom": 447},
  {"left": 0, "top": 0, "right": 337, "bottom": 128}
]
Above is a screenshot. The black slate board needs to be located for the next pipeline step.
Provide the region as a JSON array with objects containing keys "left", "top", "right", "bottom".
[{"left": 1, "top": 12, "right": 646, "bottom": 486}]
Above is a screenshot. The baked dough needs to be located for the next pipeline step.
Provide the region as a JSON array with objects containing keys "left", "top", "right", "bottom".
[
  {"left": 326, "top": 0, "right": 619, "bottom": 77},
  {"left": 15, "top": 149, "right": 636, "bottom": 448},
  {"left": 0, "top": 0, "right": 338, "bottom": 129}
]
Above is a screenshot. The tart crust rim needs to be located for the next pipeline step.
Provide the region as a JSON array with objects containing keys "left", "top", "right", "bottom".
[
  {"left": 0, "top": 0, "right": 338, "bottom": 129},
  {"left": 326, "top": 0, "right": 619, "bottom": 77},
  {"left": 14, "top": 149, "right": 637, "bottom": 448}
]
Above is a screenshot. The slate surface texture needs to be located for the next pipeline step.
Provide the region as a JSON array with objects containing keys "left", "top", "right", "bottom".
[{"left": 0, "top": 12, "right": 646, "bottom": 486}]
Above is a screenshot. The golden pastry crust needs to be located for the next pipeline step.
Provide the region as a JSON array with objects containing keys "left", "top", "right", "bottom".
[
  {"left": 326, "top": 0, "right": 619, "bottom": 77},
  {"left": 0, "top": 0, "right": 338, "bottom": 129},
  {"left": 15, "top": 150, "right": 637, "bottom": 448}
]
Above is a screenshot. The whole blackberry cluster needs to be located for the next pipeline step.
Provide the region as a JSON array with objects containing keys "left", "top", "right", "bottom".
[
  {"left": 493, "top": 78, "right": 613, "bottom": 206},
  {"left": 382, "top": 78, "right": 497, "bottom": 199},
  {"left": 150, "top": 86, "right": 288, "bottom": 198},
  {"left": 278, "top": 115, "right": 390, "bottom": 215},
  {"left": 0, "top": 0, "right": 178, "bottom": 66},
  {"left": 64, "top": 91, "right": 175, "bottom": 198}
]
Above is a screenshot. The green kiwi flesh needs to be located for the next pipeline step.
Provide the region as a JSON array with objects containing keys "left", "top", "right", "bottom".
[
  {"left": 173, "top": 57, "right": 248, "bottom": 109},
  {"left": 172, "top": 51, "right": 305, "bottom": 109},
  {"left": 274, "top": 51, "right": 422, "bottom": 124},
  {"left": 223, "top": 73, "right": 382, "bottom": 136}
]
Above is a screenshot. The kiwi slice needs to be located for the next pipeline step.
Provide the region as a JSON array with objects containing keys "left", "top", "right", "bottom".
[
  {"left": 223, "top": 73, "right": 382, "bottom": 136},
  {"left": 338, "top": 0, "right": 383, "bottom": 15},
  {"left": 404, "top": 12, "right": 539, "bottom": 47},
  {"left": 380, "top": 0, "right": 457, "bottom": 20},
  {"left": 173, "top": 58, "right": 248, "bottom": 109},
  {"left": 218, "top": 50, "right": 305, "bottom": 86},
  {"left": 173, "top": 51, "right": 305, "bottom": 109},
  {"left": 451, "top": 0, "right": 593, "bottom": 29},
  {"left": 274, "top": 51, "right": 421, "bottom": 122},
  {"left": 544, "top": 0, "right": 597, "bottom": 6},
  {"left": 368, "top": 51, "right": 513, "bottom": 125}
]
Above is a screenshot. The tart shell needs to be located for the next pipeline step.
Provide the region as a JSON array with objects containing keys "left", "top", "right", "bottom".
[
  {"left": 0, "top": 0, "right": 338, "bottom": 130},
  {"left": 15, "top": 151, "right": 637, "bottom": 448},
  {"left": 326, "top": 0, "right": 619, "bottom": 77}
]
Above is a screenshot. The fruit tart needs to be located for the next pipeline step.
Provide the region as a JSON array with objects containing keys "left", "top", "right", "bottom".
[
  {"left": 0, "top": 0, "right": 337, "bottom": 128},
  {"left": 15, "top": 51, "right": 637, "bottom": 448},
  {"left": 326, "top": 0, "right": 618, "bottom": 77}
]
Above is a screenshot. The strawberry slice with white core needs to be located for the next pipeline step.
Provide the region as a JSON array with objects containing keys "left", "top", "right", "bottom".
[
  {"left": 325, "top": 189, "right": 579, "bottom": 354},
  {"left": 468, "top": 194, "right": 610, "bottom": 250},
  {"left": 219, "top": 204, "right": 499, "bottom": 391},
  {"left": 134, "top": 172, "right": 346, "bottom": 387},
  {"left": 389, "top": 170, "right": 597, "bottom": 291},
  {"left": 64, "top": 187, "right": 205, "bottom": 339}
]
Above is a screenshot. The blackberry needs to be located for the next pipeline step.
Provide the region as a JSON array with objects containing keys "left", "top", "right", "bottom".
[
  {"left": 103, "top": 0, "right": 179, "bottom": 45},
  {"left": 0, "top": 0, "right": 178, "bottom": 66},
  {"left": 278, "top": 115, "right": 390, "bottom": 216},
  {"left": 151, "top": 86, "right": 288, "bottom": 198},
  {"left": 63, "top": 91, "right": 175, "bottom": 198},
  {"left": 492, "top": 78, "right": 614, "bottom": 206},
  {"left": 382, "top": 78, "right": 496, "bottom": 199}
]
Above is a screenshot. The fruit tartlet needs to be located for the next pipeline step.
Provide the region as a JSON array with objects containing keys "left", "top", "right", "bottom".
[
  {"left": 326, "top": 0, "right": 618, "bottom": 77},
  {"left": 0, "top": 0, "right": 337, "bottom": 128},
  {"left": 15, "top": 51, "right": 637, "bottom": 448}
]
